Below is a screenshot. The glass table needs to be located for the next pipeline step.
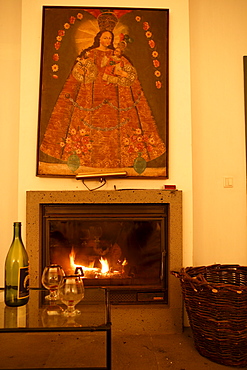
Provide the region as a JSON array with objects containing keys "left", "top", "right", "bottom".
[{"left": 0, "top": 288, "right": 111, "bottom": 370}]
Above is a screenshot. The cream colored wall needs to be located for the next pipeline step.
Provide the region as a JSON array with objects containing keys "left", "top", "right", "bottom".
[
  {"left": 0, "top": 0, "right": 21, "bottom": 285},
  {"left": 190, "top": 0, "right": 247, "bottom": 264},
  {"left": 0, "top": 0, "right": 246, "bottom": 287}
]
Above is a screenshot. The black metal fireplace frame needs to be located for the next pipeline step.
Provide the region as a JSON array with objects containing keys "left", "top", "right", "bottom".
[{"left": 41, "top": 202, "right": 169, "bottom": 304}]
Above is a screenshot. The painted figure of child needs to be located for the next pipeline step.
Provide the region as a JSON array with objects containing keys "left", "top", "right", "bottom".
[{"left": 103, "top": 47, "right": 127, "bottom": 84}]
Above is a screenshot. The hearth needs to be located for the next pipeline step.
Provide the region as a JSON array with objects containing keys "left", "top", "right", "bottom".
[
  {"left": 41, "top": 203, "right": 168, "bottom": 304},
  {"left": 26, "top": 190, "right": 182, "bottom": 318}
]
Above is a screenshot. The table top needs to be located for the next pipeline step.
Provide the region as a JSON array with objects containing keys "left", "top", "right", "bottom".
[{"left": 0, "top": 288, "right": 111, "bottom": 333}]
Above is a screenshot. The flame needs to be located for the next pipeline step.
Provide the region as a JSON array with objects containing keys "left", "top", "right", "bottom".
[
  {"left": 69, "top": 248, "right": 98, "bottom": 274},
  {"left": 99, "top": 257, "right": 109, "bottom": 274},
  {"left": 69, "top": 247, "right": 127, "bottom": 278},
  {"left": 122, "top": 258, "right": 128, "bottom": 266}
]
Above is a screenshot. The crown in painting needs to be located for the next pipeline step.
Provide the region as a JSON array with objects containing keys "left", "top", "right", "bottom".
[{"left": 97, "top": 11, "right": 118, "bottom": 32}]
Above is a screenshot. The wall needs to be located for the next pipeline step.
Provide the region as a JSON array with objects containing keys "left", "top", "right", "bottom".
[
  {"left": 0, "top": 0, "right": 246, "bottom": 287},
  {"left": 0, "top": 0, "right": 21, "bottom": 285},
  {"left": 190, "top": 0, "right": 247, "bottom": 264}
]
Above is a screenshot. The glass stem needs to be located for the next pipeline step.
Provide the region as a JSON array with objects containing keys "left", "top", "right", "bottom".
[
  {"left": 50, "top": 290, "right": 57, "bottom": 298},
  {"left": 67, "top": 305, "right": 75, "bottom": 313}
]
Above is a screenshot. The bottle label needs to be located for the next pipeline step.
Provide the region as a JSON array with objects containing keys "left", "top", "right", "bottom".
[{"left": 18, "top": 267, "right": 29, "bottom": 299}]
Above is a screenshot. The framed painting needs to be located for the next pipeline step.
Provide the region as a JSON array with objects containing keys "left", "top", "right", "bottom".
[{"left": 37, "top": 7, "right": 169, "bottom": 178}]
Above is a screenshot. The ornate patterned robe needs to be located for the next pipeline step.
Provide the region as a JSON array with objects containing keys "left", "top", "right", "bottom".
[{"left": 40, "top": 48, "right": 165, "bottom": 171}]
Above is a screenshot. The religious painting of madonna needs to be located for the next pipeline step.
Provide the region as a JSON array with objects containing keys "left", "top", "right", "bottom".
[{"left": 37, "top": 7, "right": 169, "bottom": 178}]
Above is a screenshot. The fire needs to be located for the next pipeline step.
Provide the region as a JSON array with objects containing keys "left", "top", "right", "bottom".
[
  {"left": 99, "top": 257, "right": 109, "bottom": 274},
  {"left": 68, "top": 247, "right": 128, "bottom": 278},
  {"left": 69, "top": 248, "right": 98, "bottom": 276}
]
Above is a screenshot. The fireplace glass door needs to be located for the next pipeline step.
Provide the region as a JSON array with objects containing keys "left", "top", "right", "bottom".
[{"left": 41, "top": 204, "right": 168, "bottom": 304}]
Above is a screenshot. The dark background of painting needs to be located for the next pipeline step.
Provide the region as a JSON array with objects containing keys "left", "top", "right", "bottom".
[{"left": 37, "top": 7, "right": 168, "bottom": 170}]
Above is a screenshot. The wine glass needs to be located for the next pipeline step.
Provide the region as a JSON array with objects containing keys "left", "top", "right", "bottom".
[
  {"left": 58, "top": 275, "right": 84, "bottom": 317},
  {"left": 41, "top": 264, "right": 65, "bottom": 301}
]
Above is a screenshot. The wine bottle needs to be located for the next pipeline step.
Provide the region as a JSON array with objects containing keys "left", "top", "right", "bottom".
[{"left": 5, "top": 222, "right": 29, "bottom": 307}]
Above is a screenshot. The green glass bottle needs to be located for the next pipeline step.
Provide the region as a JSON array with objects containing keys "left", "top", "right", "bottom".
[{"left": 5, "top": 222, "right": 29, "bottom": 307}]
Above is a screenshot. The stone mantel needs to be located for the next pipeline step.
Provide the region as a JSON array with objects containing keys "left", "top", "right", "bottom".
[{"left": 26, "top": 189, "right": 183, "bottom": 333}]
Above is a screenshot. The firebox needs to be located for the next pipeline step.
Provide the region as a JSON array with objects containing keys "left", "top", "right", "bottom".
[{"left": 41, "top": 203, "right": 168, "bottom": 304}]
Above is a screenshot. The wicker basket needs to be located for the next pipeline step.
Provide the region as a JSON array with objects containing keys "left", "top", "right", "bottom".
[{"left": 172, "top": 264, "right": 247, "bottom": 367}]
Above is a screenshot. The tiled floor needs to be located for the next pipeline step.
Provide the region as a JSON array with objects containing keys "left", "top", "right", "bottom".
[{"left": 0, "top": 327, "right": 240, "bottom": 369}]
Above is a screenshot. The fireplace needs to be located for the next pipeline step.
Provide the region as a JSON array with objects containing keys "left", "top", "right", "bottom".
[
  {"left": 26, "top": 190, "right": 183, "bottom": 331},
  {"left": 41, "top": 203, "right": 168, "bottom": 304}
]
